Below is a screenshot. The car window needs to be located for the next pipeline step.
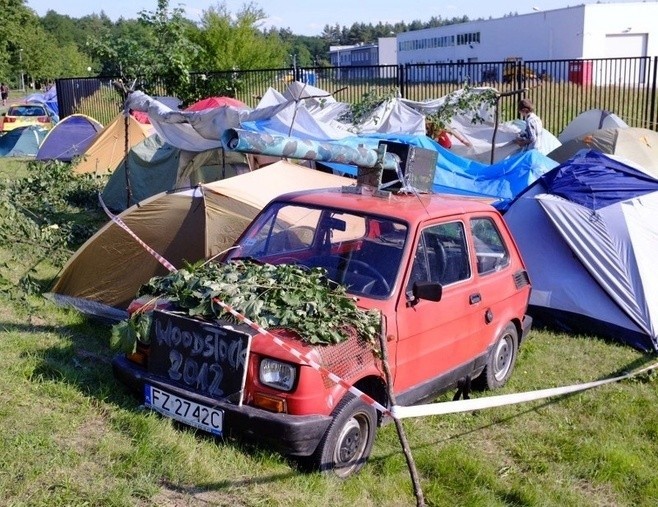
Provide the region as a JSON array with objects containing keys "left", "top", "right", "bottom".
[
  {"left": 228, "top": 202, "right": 406, "bottom": 298},
  {"left": 470, "top": 217, "right": 510, "bottom": 274},
  {"left": 407, "top": 221, "right": 470, "bottom": 291},
  {"left": 9, "top": 105, "right": 46, "bottom": 117}
]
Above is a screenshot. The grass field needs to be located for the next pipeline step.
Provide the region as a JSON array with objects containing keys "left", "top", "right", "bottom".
[{"left": 1, "top": 157, "right": 657, "bottom": 506}]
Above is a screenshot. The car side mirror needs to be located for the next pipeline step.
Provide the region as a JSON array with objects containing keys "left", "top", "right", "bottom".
[{"left": 409, "top": 281, "right": 442, "bottom": 305}]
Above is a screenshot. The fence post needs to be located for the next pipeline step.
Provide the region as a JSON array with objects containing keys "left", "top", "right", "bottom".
[
  {"left": 515, "top": 60, "right": 523, "bottom": 92},
  {"left": 650, "top": 56, "right": 658, "bottom": 130},
  {"left": 399, "top": 64, "right": 406, "bottom": 99}
]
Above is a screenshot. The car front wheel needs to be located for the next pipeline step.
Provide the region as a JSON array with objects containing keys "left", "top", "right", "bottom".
[
  {"left": 476, "top": 322, "right": 518, "bottom": 390},
  {"left": 308, "top": 393, "right": 377, "bottom": 478}
]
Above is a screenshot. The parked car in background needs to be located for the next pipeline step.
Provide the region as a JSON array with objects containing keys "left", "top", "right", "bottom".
[{"left": 0, "top": 103, "right": 55, "bottom": 133}]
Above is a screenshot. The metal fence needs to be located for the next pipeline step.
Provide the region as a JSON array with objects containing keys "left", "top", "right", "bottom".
[{"left": 56, "top": 56, "right": 658, "bottom": 136}]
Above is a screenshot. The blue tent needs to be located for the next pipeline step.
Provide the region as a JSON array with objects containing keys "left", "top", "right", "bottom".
[
  {"left": 36, "top": 114, "right": 103, "bottom": 162},
  {"left": 505, "top": 150, "right": 658, "bottom": 351},
  {"left": 0, "top": 126, "right": 48, "bottom": 157},
  {"left": 540, "top": 149, "right": 658, "bottom": 209}
]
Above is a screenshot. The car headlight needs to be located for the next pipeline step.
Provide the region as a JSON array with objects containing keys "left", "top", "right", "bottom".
[{"left": 259, "top": 358, "right": 297, "bottom": 392}]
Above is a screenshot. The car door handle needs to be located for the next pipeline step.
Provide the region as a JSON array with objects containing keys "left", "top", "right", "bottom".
[{"left": 469, "top": 293, "right": 481, "bottom": 304}]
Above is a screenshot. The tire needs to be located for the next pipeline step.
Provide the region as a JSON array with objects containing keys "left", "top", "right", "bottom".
[
  {"left": 308, "top": 393, "right": 377, "bottom": 478},
  {"left": 476, "top": 323, "right": 518, "bottom": 390}
]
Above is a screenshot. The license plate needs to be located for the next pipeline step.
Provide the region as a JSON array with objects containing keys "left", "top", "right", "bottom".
[{"left": 144, "top": 384, "right": 223, "bottom": 435}]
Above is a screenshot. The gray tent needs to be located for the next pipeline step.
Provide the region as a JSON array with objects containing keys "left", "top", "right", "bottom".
[
  {"left": 504, "top": 150, "right": 658, "bottom": 352},
  {"left": 547, "top": 127, "right": 658, "bottom": 178},
  {"left": 101, "top": 133, "right": 249, "bottom": 211}
]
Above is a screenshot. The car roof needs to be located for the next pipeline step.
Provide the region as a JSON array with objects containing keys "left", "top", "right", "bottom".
[{"left": 273, "top": 187, "right": 498, "bottom": 224}]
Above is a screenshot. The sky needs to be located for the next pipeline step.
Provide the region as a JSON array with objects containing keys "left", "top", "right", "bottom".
[{"left": 25, "top": 0, "right": 650, "bottom": 36}]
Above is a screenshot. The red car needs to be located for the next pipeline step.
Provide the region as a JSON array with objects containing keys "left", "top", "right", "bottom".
[{"left": 113, "top": 186, "right": 532, "bottom": 477}]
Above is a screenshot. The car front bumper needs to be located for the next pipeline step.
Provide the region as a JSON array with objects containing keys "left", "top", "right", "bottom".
[{"left": 112, "top": 355, "right": 332, "bottom": 457}]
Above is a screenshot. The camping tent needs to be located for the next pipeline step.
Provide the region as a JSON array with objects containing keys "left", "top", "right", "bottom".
[
  {"left": 558, "top": 109, "right": 628, "bottom": 144},
  {"left": 36, "top": 113, "right": 103, "bottom": 162},
  {"left": 0, "top": 126, "right": 48, "bottom": 157},
  {"left": 186, "top": 96, "right": 247, "bottom": 111},
  {"left": 73, "top": 113, "right": 153, "bottom": 174},
  {"left": 547, "top": 127, "right": 658, "bottom": 178},
  {"left": 100, "top": 133, "right": 250, "bottom": 211},
  {"left": 48, "top": 161, "right": 355, "bottom": 319},
  {"left": 504, "top": 150, "right": 658, "bottom": 352}
]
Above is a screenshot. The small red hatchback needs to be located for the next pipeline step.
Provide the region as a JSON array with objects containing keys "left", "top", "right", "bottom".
[{"left": 113, "top": 186, "right": 532, "bottom": 477}]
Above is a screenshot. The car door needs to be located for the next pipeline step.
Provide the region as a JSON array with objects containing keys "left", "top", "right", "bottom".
[{"left": 393, "top": 217, "right": 490, "bottom": 400}]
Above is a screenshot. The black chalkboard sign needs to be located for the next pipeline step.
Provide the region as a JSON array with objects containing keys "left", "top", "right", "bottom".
[{"left": 148, "top": 310, "right": 252, "bottom": 403}]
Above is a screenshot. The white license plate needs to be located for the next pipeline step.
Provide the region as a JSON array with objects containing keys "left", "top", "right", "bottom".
[{"left": 144, "top": 384, "right": 223, "bottom": 435}]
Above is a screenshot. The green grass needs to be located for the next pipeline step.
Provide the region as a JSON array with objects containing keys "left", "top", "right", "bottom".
[{"left": 1, "top": 158, "right": 658, "bottom": 506}]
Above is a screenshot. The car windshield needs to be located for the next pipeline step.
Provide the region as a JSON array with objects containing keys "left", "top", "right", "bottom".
[{"left": 225, "top": 202, "right": 408, "bottom": 298}]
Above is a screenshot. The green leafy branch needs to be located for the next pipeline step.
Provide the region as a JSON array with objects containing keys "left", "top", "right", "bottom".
[
  {"left": 338, "top": 86, "right": 399, "bottom": 132},
  {"left": 113, "top": 261, "right": 381, "bottom": 353},
  {"left": 424, "top": 83, "right": 498, "bottom": 135}
]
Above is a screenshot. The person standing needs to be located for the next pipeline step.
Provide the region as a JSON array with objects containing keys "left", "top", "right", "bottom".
[
  {"left": 0, "top": 83, "right": 8, "bottom": 106},
  {"left": 515, "top": 98, "right": 543, "bottom": 151}
]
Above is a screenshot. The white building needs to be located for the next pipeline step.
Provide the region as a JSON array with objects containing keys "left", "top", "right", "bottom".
[
  {"left": 329, "top": 37, "right": 397, "bottom": 79},
  {"left": 396, "top": 2, "right": 658, "bottom": 84}
]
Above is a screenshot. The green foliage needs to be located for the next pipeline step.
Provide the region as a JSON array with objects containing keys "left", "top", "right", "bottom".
[
  {"left": 133, "top": 260, "right": 381, "bottom": 348},
  {"left": 111, "top": 312, "right": 152, "bottom": 353},
  {"left": 192, "top": 3, "right": 289, "bottom": 71},
  {"left": 0, "top": 160, "right": 106, "bottom": 268},
  {"left": 86, "top": 0, "right": 202, "bottom": 100},
  {"left": 424, "top": 83, "right": 499, "bottom": 134},
  {"left": 338, "top": 86, "right": 399, "bottom": 132}
]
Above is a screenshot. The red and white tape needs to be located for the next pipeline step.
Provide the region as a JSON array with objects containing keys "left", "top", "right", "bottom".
[
  {"left": 99, "top": 193, "right": 177, "bottom": 273},
  {"left": 214, "top": 299, "right": 391, "bottom": 416},
  {"left": 391, "top": 361, "right": 658, "bottom": 419}
]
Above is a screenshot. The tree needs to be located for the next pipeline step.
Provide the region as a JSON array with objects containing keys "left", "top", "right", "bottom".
[
  {"left": 0, "top": 0, "right": 37, "bottom": 87},
  {"left": 86, "top": 0, "right": 202, "bottom": 100},
  {"left": 192, "top": 2, "right": 288, "bottom": 70},
  {"left": 136, "top": 0, "right": 202, "bottom": 97}
]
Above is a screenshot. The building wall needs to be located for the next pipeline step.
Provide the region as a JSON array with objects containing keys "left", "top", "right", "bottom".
[
  {"left": 396, "top": 2, "right": 658, "bottom": 65},
  {"left": 378, "top": 37, "right": 397, "bottom": 65}
]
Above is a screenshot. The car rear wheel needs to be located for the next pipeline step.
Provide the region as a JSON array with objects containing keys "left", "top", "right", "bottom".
[
  {"left": 308, "top": 393, "right": 377, "bottom": 478},
  {"left": 476, "top": 322, "right": 518, "bottom": 390}
]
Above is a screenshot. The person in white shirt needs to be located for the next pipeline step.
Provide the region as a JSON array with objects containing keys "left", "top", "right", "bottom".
[{"left": 515, "top": 98, "right": 543, "bottom": 151}]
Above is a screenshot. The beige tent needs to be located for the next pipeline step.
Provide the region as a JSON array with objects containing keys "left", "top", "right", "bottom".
[
  {"left": 73, "top": 113, "right": 153, "bottom": 174},
  {"left": 547, "top": 127, "right": 658, "bottom": 178},
  {"left": 48, "top": 161, "right": 354, "bottom": 318}
]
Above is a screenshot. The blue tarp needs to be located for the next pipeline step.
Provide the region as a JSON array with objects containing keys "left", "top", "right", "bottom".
[
  {"left": 27, "top": 85, "right": 59, "bottom": 119},
  {"left": 541, "top": 150, "right": 658, "bottom": 210},
  {"left": 298, "top": 133, "right": 557, "bottom": 210}
]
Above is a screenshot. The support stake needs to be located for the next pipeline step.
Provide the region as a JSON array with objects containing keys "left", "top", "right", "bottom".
[{"left": 377, "top": 320, "right": 425, "bottom": 507}]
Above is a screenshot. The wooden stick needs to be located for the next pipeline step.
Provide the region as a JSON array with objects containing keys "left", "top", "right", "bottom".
[{"left": 378, "top": 321, "right": 426, "bottom": 507}]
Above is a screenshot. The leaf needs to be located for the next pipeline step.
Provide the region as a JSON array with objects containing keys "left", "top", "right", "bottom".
[{"left": 110, "top": 320, "right": 138, "bottom": 354}]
